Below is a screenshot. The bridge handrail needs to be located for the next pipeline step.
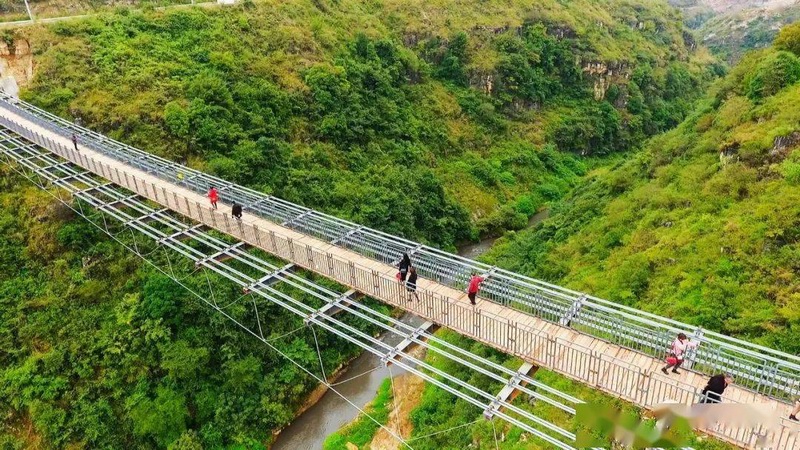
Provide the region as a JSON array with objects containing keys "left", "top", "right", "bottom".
[{"left": 3, "top": 94, "right": 800, "bottom": 401}]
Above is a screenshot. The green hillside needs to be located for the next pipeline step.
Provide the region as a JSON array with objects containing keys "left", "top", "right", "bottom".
[
  {"left": 483, "top": 24, "right": 800, "bottom": 353},
  {"left": 12, "top": 0, "right": 719, "bottom": 249}
]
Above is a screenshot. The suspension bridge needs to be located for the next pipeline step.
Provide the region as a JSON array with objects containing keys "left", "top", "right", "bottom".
[{"left": 1, "top": 94, "right": 798, "bottom": 449}]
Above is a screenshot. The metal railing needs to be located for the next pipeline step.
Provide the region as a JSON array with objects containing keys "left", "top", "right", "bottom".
[
  {"left": 3, "top": 126, "right": 798, "bottom": 449},
  {"left": 2, "top": 94, "right": 800, "bottom": 402}
]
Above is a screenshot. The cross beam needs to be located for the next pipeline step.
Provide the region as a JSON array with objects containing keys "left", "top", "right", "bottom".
[
  {"left": 331, "top": 225, "right": 363, "bottom": 245},
  {"left": 194, "top": 241, "right": 250, "bottom": 267},
  {"left": 484, "top": 362, "right": 538, "bottom": 419},
  {"left": 282, "top": 209, "right": 313, "bottom": 227},
  {"left": 157, "top": 223, "right": 207, "bottom": 244},
  {"left": 245, "top": 263, "right": 295, "bottom": 291},
  {"left": 122, "top": 208, "right": 169, "bottom": 226},
  {"left": 34, "top": 161, "right": 71, "bottom": 174},
  {"left": 304, "top": 289, "right": 360, "bottom": 325},
  {"left": 382, "top": 320, "right": 438, "bottom": 366}
]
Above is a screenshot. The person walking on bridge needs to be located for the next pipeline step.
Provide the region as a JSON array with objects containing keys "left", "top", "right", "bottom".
[
  {"left": 699, "top": 373, "right": 733, "bottom": 403},
  {"left": 467, "top": 272, "right": 485, "bottom": 306},
  {"left": 71, "top": 134, "right": 78, "bottom": 152},
  {"left": 208, "top": 186, "right": 219, "bottom": 210},
  {"left": 406, "top": 266, "right": 419, "bottom": 302},
  {"left": 789, "top": 399, "right": 799, "bottom": 421},
  {"left": 232, "top": 202, "right": 243, "bottom": 221},
  {"left": 398, "top": 253, "right": 411, "bottom": 283},
  {"left": 661, "top": 333, "right": 698, "bottom": 375}
]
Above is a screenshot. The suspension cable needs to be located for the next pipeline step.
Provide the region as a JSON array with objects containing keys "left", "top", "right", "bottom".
[{"left": 329, "top": 366, "right": 381, "bottom": 387}]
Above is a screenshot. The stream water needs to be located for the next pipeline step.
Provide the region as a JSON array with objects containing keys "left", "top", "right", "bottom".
[
  {"left": 271, "top": 313, "right": 425, "bottom": 450},
  {"left": 271, "top": 209, "right": 549, "bottom": 449}
]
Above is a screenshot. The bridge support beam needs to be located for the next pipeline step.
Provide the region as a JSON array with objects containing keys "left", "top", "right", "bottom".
[
  {"left": 195, "top": 241, "right": 251, "bottom": 267},
  {"left": 282, "top": 210, "right": 313, "bottom": 227},
  {"left": 121, "top": 208, "right": 169, "bottom": 226},
  {"left": 305, "top": 289, "right": 361, "bottom": 325},
  {"left": 484, "top": 361, "right": 539, "bottom": 419},
  {"left": 157, "top": 223, "right": 207, "bottom": 244},
  {"left": 331, "top": 225, "right": 363, "bottom": 245},
  {"left": 245, "top": 263, "right": 295, "bottom": 292},
  {"left": 382, "top": 320, "right": 438, "bottom": 366}
]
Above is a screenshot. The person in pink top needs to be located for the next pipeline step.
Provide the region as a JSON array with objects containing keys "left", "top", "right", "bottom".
[
  {"left": 661, "top": 333, "right": 699, "bottom": 375},
  {"left": 208, "top": 186, "right": 219, "bottom": 210},
  {"left": 467, "top": 272, "right": 485, "bottom": 306}
]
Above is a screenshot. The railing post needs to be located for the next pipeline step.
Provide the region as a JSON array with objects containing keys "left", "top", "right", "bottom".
[
  {"left": 559, "top": 294, "right": 586, "bottom": 327},
  {"left": 508, "top": 321, "right": 518, "bottom": 355},
  {"left": 253, "top": 224, "right": 262, "bottom": 247},
  {"left": 684, "top": 326, "right": 704, "bottom": 369},
  {"left": 348, "top": 261, "right": 355, "bottom": 287}
]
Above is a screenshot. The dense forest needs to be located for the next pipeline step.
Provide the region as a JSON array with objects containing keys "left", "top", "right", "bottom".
[
  {"left": 483, "top": 22, "right": 800, "bottom": 354},
  {"left": 14, "top": 0, "right": 720, "bottom": 249}
]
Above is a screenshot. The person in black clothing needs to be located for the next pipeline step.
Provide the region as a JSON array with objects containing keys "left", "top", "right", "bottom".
[
  {"left": 700, "top": 374, "right": 733, "bottom": 403},
  {"left": 232, "top": 202, "right": 243, "bottom": 220},
  {"left": 71, "top": 134, "right": 79, "bottom": 152},
  {"left": 398, "top": 253, "right": 411, "bottom": 283},
  {"left": 406, "top": 267, "right": 419, "bottom": 301}
]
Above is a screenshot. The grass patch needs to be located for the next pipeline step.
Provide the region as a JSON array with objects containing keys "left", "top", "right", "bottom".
[{"left": 323, "top": 378, "right": 393, "bottom": 450}]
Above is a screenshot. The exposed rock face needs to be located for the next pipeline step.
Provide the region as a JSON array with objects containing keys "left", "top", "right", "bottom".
[
  {"left": 770, "top": 131, "right": 800, "bottom": 161},
  {"left": 0, "top": 39, "right": 34, "bottom": 87},
  {"left": 582, "top": 60, "right": 631, "bottom": 100}
]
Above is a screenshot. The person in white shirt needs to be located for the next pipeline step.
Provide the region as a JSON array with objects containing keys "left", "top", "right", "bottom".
[{"left": 661, "top": 333, "right": 698, "bottom": 375}]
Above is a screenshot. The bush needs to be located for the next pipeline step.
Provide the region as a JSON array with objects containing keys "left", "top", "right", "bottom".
[
  {"left": 774, "top": 22, "right": 800, "bottom": 57},
  {"left": 746, "top": 51, "right": 800, "bottom": 99}
]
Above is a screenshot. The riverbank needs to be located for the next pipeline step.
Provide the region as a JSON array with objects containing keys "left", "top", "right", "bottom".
[{"left": 270, "top": 313, "right": 425, "bottom": 450}]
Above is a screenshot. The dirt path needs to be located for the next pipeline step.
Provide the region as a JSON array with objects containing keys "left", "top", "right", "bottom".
[
  {"left": 368, "top": 345, "right": 428, "bottom": 450},
  {"left": 369, "top": 372, "right": 425, "bottom": 450}
]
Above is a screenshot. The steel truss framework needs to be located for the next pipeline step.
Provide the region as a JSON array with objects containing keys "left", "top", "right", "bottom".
[
  {"left": 0, "top": 129, "right": 587, "bottom": 449},
  {"left": 1, "top": 95, "right": 797, "bottom": 402}
]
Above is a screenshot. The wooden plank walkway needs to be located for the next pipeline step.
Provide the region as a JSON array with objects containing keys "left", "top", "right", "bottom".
[{"left": 3, "top": 108, "right": 798, "bottom": 449}]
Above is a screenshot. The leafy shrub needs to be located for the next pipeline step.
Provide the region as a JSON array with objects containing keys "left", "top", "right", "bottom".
[
  {"left": 774, "top": 21, "right": 800, "bottom": 57},
  {"left": 746, "top": 51, "right": 800, "bottom": 99}
]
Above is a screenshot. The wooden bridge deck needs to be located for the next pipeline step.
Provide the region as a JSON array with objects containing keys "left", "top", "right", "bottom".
[{"left": 3, "top": 107, "right": 797, "bottom": 449}]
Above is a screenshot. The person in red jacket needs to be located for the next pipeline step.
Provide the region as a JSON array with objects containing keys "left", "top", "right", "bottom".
[
  {"left": 467, "top": 272, "right": 485, "bottom": 306},
  {"left": 208, "top": 186, "right": 219, "bottom": 209}
]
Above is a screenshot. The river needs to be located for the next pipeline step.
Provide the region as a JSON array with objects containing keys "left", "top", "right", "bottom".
[
  {"left": 271, "top": 313, "right": 425, "bottom": 450},
  {"left": 271, "top": 209, "right": 549, "bottom": 449},
  {"left": 458, "top": 209, "right": 550, "bottom": 259}
]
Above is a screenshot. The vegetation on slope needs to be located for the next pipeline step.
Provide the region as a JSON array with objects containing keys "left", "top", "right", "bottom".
[
  {"left": 670, "top": 0, "right": 800, "bottom": 63},
  {"left": 12, "top": 0, "right": 719, "bottom": 249},
  {"left": 483, "top": 25, "right": 800, "bottom": 353},
  {"left": 0, "top": 168, "right": 390, "bottom": 449}
]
